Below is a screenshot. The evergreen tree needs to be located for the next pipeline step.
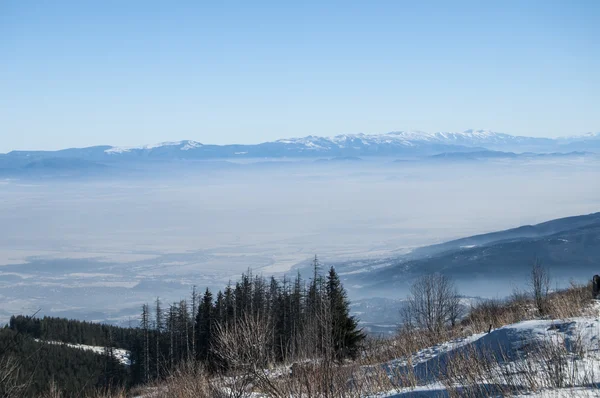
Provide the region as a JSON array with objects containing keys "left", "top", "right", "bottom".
[
  {"left": 223, "top": 283, "right": 235, "bottom": 324},
  {"left": 177, "top": 300, "right": 190, "bottom": 361},
  {"left": 140, "top": 304, "right": 151, "bottom": 383},
  {"left": 214, "top": 291, "right": 225, "bottom": 325},
  {"left": 191, "top": 287, "right": 198, "bottom": 359},
  {"left": 326, "top": 266, "right": 365, "bottom": 360},
  {"left": 154, "top": 297, "right": 163, "bottom": 379},
  {"left": 195, "top": 288, "right": 214, "bottom": 362}
]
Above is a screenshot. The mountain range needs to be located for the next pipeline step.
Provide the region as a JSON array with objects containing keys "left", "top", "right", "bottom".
[{"left": 2, "top": 130, "right": 599, "bottom": 176}]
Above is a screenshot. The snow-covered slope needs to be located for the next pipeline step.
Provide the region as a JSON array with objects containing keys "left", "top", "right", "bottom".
[
  {"left": 374, "top": 304, "right": 600, "bottom": 397},
  {"left": 278, "top": 130, "right": 522, "bottom": 148},
  {"left": 35, "top": 339, "right": 131, "bottom": 366},
  {"left": 105, "top": 140, "right": 203, "bottom": 154},
  {"left": 279, "top": 129, "right": 598, "bottom": 153}
]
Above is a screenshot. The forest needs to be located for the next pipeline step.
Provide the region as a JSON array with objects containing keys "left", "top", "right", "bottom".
[{"left": 2, "top": 258, "right": 364, "bottom": 396}]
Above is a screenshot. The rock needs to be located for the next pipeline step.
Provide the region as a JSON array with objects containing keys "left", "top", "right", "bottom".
[{"left": 592, "top": 275, "right": 600, "bottom": 298}]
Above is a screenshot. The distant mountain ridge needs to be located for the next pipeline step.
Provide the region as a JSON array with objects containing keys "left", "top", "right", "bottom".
[
  {"left": 429, "top": 150, "right": 591, "bottom": 161},
  {"left": 1, "top": 130, "right": 599, "bottom": 174},
  {"left": 326, "top": 212, "right": 600, "bottom": 298}
]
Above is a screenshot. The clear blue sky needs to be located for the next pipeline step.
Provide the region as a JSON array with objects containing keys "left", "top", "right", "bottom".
[{"left": 1, "top": 0, "right": 598, "bottom": 152}]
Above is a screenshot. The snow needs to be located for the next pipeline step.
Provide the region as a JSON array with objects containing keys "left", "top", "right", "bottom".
[
  {"left": 105, "top": 140, "right": 202, "bottom": 154},
  {"left": 180, "top": 140, "right": 202, "bottom": 150},
  {"left": 274, "top": 130, "right": 515, "bottom": 151},
  {"left": 371, "top": 302, "right": 600, "bottom": 397},
  {"left": 99, "top": 130, "right": 599, "bottom": 156},
  {"left": 35, "top": 339, "right": 131, "bottom": 366}
]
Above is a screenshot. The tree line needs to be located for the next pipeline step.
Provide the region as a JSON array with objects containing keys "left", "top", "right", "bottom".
[
  {"left": 3, "top": 256, "right": 365, "bottom": 393},
  {"left": 8, "top": 315, "right": 139, "bottom": 350},
  {"left": 136, "top": 257, "right": 365, "bottom": 382},
  {"left": 0, "top": 327, "right": 127, "bottom": 397}
]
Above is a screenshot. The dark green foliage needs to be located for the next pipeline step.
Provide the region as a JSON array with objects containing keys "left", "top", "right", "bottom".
[
  {"left": 8, "top": 315, "right": 137, "bottom": 350},
  {"left": 130, "top": 257, "right": 364, "bottom": 378},
  {"left": 327, "top": 266, "right": 366, "bottom": 360},
  {"left": 0, "top": 328, "right": 127, "bottom": 398},
  {"left": 4, "top": 256, "right": 365, "bottom": 395},
  {"left": 195, "top": 288, "right": 214, "bottom": 362}
]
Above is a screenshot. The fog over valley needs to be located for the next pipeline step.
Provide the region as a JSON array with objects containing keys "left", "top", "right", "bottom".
[{"left": 1, "top": 156, "right": 598, "bottom": 325}]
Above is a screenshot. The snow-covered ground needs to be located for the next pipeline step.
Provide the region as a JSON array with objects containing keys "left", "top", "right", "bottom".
[
  {"left": 372, "top": 303, "right": 600, "bottom": 397},
  {"left": 35, "top": 339, "right": 131, "bottom": 366}
]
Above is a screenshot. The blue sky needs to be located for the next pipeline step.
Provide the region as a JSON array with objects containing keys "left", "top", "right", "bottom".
[{"left": 1, "top": 0, "right": 598, "bottom": 152}]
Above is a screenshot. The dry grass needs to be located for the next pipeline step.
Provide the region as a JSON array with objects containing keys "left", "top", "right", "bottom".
[
  {"left": 438, "top": 324, "right": 600, "bottom": 397},
  {"left": 38, "top": 384, "right": 127, "bottom": 398},
  {"left": 546, "top": 281, "right": 593, "bottom": 319},
  {"left": 464, "top": 281, "right": 593, "bottom": 335},
  {"left": 78, "top": 282, "right": 599, "bottom": 398}
]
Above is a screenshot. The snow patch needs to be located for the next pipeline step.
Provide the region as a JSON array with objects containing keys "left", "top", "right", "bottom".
[
  {"left": 105, "top": 140, "right": 202, "bottom": 154},
  {"left": 373, "top": 303, "right": 600, "bottom": 397},
  {"left": 35, "top": 339, "right": 131, "bottom": 366}
]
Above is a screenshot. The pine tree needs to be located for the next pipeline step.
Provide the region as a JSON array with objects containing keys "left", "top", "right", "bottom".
[
  {"left": 214, "top": 291, "right": 225, "bottom": 325},
  {"left": 224, "top": 283, "right": 235, "bottom": 324},
  {"left": 140, "top": 304, "right": 151, "bottom": 383},
  {"left": 154, "top": 297, "right": 163, "bottom": 379},
  {"left": 290, "top": 271, "right": 304, "bottom": 356},
  {"left": 326, "top": 266, "right": 365, "bottom": 360},
  {"left": 191, "top": 286, "right": 198, "bottom": 359},
  {"left": 167, "top": 303, "right": 176, "bottom": 370},
  {"left": 195, "top": 288, "right": 214, "bottom": 362},
  {"left": 177, "top": 300, "right": 190, "bottom": 361}
]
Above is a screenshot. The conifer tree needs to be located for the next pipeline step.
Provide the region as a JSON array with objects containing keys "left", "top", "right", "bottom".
[
  {"left": 326, "top": 266, "right": 365, "bottom": 360},
  {"left": 154, "top": 297, "right": 163, "bottom": 379},
  {"left": 195, "top": 288, "right": 214, "bottom": 362},
  {"left": 191, "top": 286, "right": 198, "bottom": 359},
  {"left": 223, "top": 283, "right": 235, "bottom": 324},
  {"left": 214, "top": 291, "right": 225, "bottom": 324},
  {"left": 140, "top": 304, "right": 151, "bottom": 382}
]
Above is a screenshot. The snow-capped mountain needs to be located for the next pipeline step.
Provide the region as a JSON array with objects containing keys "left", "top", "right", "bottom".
[
  {"left": 105, "top": 140, "right": 203, "bottom": 154},
  {"left": 1, "top": 131, "right": 599, "bottom": 173},
  {"left": 275, "top": 129, "right": 600, "bottom": 153},
  {"left": 275, "top": 129, "right": 559, "bottom": 151}
]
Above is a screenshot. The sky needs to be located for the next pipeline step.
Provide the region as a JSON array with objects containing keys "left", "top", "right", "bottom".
[{"left": 1, "top": 0, "right": 599, "bottom": 152}]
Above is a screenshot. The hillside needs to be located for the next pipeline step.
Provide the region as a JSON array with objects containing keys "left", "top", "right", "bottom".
[
  {"left": 373, "top": 303, "right": 600, "bottom": 397},
  {"left": 126, "top": 283, "right": 599, "bottom": 398},
  {"left": 325, "top": 212, "right": 600, "bottom": 298}
]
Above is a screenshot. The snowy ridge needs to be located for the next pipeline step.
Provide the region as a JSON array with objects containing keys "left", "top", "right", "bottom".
[
  {"left": 558, "top": 132, "right": 600, "bottom": 141},
  {"left": 105, "top": 140, "right": 202, "bottom": 154},
  {"left": 372, "top": 302, "right": 600, "bottom": 397},
  {"left": 276, "top": 130, "right": 511, "bottom": 149},
  {"left": 102, "top": 130, "right": 550, "bottom": 155},
  {"left": 5, "top": 129, "right": 600, "bottom": 161}
]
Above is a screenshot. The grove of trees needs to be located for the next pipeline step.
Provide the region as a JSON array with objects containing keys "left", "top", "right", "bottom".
[{"left": 135, "top": 258, "right": 366, "bottom": 382}]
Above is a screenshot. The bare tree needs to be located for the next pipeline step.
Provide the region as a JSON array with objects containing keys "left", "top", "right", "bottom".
[
  {"left": 447, "top": 289, "right": 464, "bottom": 328},
  {"left": 403, "top": 273, "right": 461, "bottom": 336},
  {"left": 213, "top": 313, "right": 282, "bottom": 398},
  {"left": 530, "top": 258, "right": 550, "bottom": 315},
  {"left": 0, "top": 356, "right": 26, "bottom": 398}
]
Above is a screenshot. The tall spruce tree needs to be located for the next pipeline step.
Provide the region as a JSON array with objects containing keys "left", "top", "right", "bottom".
[
  {"left": 195, "top": 288, "right": 214, "bottom": 362},
  {"left": 326, "top": 266, "right": 365, "bottom": 360},
  {"left": 154, "top": 297, "right": 163, "bottom": 379},
  {"left": 140, "top": 304, "right": 151, "bottom": 382}
]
